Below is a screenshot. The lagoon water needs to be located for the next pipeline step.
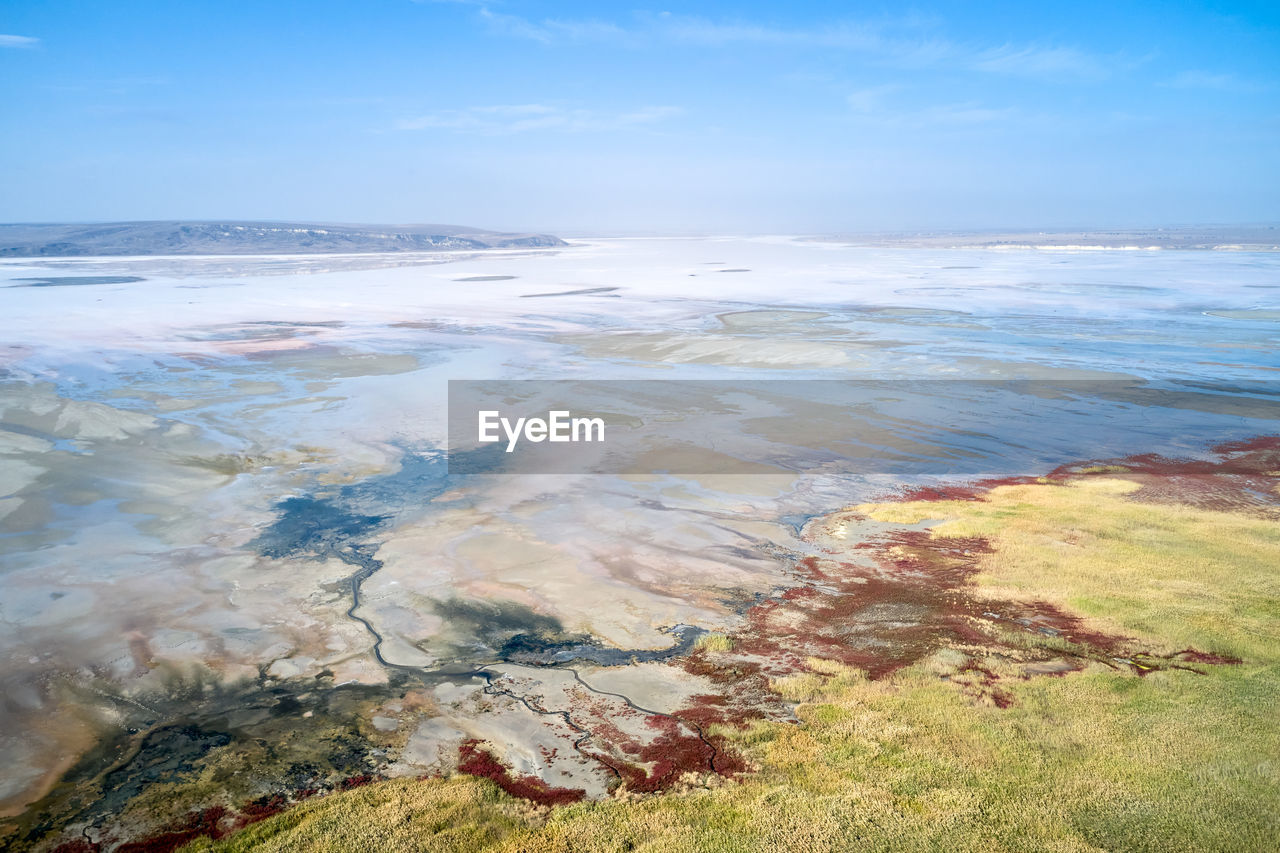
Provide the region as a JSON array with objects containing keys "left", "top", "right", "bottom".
[{"left": 1, "top": 236, "right": 1278, "bottom": 825}]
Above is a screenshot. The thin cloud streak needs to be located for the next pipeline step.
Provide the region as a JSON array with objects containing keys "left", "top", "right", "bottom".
[
  {"left": 1162, "top": 70, "right": 1269, "bottom": 92},
  {"left": 472, "top": 10, "right": 1120, "bottom": 81},
  {"left": 848, "top": 97, "right": 1020, "bottom": 129},
  {"left": 478, "top": 9, "right": 625, "bottom": 44},
  {"left": 0, "top": 34, "right": 40, "bottom": 48},
  {"left": 846, "top": 85, "right": 902, "bottom": 113},
  {"left": 396, "top": 103, "right": 682, "bottom": 134},
  {"left": 970, "top": 43, "right": 1110, "bottom": 81}
]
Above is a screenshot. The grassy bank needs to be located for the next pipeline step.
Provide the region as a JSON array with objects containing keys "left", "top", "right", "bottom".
[{"left": 185, "top": 475, "right": 1280, "bottom": 852}]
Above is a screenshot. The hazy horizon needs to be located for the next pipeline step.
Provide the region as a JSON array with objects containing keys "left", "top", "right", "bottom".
[
  {"left": 2, "top": 1, "right": 1278, "bottom": 232},
  {"left": 3, "top": 220, "right": 1278, "bottom": 243},
  {"left": 4, "top": 217, "right": 1280, "bottom": 229}
]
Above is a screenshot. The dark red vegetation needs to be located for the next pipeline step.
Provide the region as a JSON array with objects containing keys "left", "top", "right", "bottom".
[
  {"left": 236, "top": 793, "right": 290, "bottom": 822},
  {"left": 893, "top": 436, "right": 1280, "bottom": 515},
  {"left": 1212, "top": 435, "right": 1280, "bottom": 454},
  {"left": 599, "top": 718, "right": 717, "bottom": 793},
  {"left": 1168, "top": 648, "right": 1243, "bottom": 666},
  {"left": 50, "top": 841, "right": 101, "bottom": 853},
  {"left": 49, "top": 778, "right": 366, "bottom": 853},
  {"left": 894, "top": 477, "right": 1039, "bottom": 502},
  {"left": 679, "top": 442, "right": 1266, "bottom": 723},
  {"left": 111, "top": 807, "right": 230, "bottom": 853},
  {"left": 337, "top": 774, "right": 374, "bottom": 791},
  {"left": 606, "top": 714, "right": 749, "bottom": 793},
  {"left": 456, "top": 739, "right": 586, "bottom": 806},
  {"left": 53, "top": 810, "right": 231, "bottom": 853}
]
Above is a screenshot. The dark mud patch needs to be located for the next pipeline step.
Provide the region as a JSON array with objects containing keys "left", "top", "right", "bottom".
[
  {"left": 240, "top": 320, "right": 345, "bottom": 328},
  {"left": 9, "top": 276, "right": 145, "bottom": 287},
  {"left": 250, "top": 450, "right": 507, "bottom": 671},
  {"left": 520, "top": 286, "right": 619, "bottom": 298},
  {"left": 500, "top": 624, "right": 704, "bottom": 666},
  {"left": 8, "top": 676, "right": 407, "bottom": 853},
  {"left": 49, "top": 788, "right": 323, "bottom": 853},
  {"left": 101, "top": 805, "right": 230, "bottom": 853},
  {"left": 431, "top": 597, "right": 568, "bottom": 660},
  {"left": 252, "top": 496, "right": 391, "bottom": 561},
  {"left": 99, "top": 726, "right": 233, "bottom": 811},
  {"left": 177, "top": 324, "right": 330, "bottom": 343},
  {"left": 850, "top": 305, "right": 971, "bottom": 317}
]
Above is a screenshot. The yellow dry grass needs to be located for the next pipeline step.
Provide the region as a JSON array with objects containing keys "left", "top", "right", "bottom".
[
  {"left": 694, "top": 633, "right": 734, "bottom": 653},
  {"left": 858, "top": 477, "right": 1280, "bottom": 660},
  {"left": 186, "top": 475, "right": 1280, "bottom": 852}
]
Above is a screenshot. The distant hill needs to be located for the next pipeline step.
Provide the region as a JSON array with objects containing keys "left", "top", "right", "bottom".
[{"left": 0, "top": 221, "right": 567, "bottom": 257}]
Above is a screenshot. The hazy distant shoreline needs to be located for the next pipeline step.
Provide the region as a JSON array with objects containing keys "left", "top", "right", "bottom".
[
  {"left": 806, "top": 225, "right": 1280, "bottom": 251},
  {"left": 0, "top": 221, "right": 567, "bottom": 258},
  {"left": 4, "top": 222, "right": 1277, "bottom": 260}
]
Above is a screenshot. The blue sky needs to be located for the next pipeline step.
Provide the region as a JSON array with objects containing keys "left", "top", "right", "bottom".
[{"left": 1, "top": 1, "right": 1277, "bottom": 232}]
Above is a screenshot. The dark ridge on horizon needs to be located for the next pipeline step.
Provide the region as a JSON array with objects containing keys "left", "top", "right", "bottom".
[{"left": 0, "top": 221, "right": 567, "bottom": 257}]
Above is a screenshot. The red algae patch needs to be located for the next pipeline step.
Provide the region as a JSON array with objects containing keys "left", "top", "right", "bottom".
[
  {"left": 456, "top": 740, "right": 586, "bottom": 807},
  {"left": 886, "top": 436, "right": 1280, "bottom": 514},
  {"left": 1115, "top": 438, "right": 1280, "bottom": 512},
  {"left": 45, "top": 779, "right": 349, "bottom": 853},
  {"left": 611, "top": 718, "right": 716, "bottom": 793},
  {"left": 680, "top": 442, "right": 1266, "bottom": 724},
  {"left": 60, "top": 807, "right": 234, "bottom": 853},
  {"left": 111, "top": 807, "right": 231, "bottom": 853},
  {"left": 1057, "top": 439, "right": 1280, "bottom": 513},
  {"left": 1212, "top": 435, "right": 1280, "bottom": 454},
  {"left": 894, "top": 476, "right": 1041, "bottom": 502},
  {"left": 690, "top": 531, "right": 1145, "bottom": 695}
]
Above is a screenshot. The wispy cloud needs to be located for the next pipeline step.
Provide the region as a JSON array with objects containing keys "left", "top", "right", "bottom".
[
  {"left": 910, "top": 102, "right": 1017, "bottom": 126},
  {"left": 655, "top": 16, "right": 880, "bottom": 49},
  {"left": 845, "top": 85, "right": 901, "bottom": 113},
  {"left": 970, "top": 44, "right": 1110, "bottom": 81},
  {"left": 0, "top": 34, "right": 39, "bottom": 48},
  {"left": 478, "top": 9, "right": 625, "bottom": 44},
  {"left": 85, "top": 104, "right": 185, "bottom": 125},
  {"left": 42, "top": 75, "right": 171, "bottom": 95},
  {"left": 848, "top": 95, "right": 1019, "bottom": 129},
  {"left": 1163, "top": 70, "right": 1268, "bottom": 92},
  {"left": 467, "top": 10, "right": 1119, "bottom": 81},
  {"left": 396, "top": 103, "right": 681, "bottom": 134}
]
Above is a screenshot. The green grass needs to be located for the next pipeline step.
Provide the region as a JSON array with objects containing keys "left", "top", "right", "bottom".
[
  {"left": 695, "top": 633, "right": 734, "bottom": 653},
  {"left": 186, "top": 476, "right": 1280, "bottom": 852},
  {"left": 858, "top": 477, "right": 1280, "bottom": 661}
]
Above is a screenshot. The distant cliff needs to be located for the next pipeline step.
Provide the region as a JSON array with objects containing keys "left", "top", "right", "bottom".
[{"left": 0, "top": 221, "right": 568, "bottom": 257}]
